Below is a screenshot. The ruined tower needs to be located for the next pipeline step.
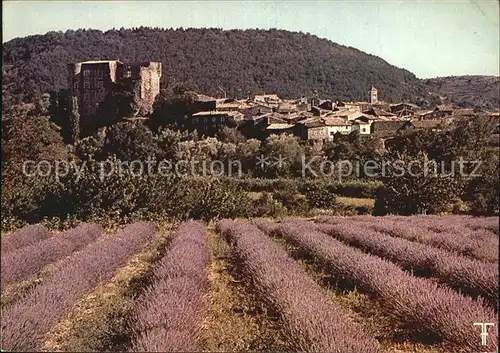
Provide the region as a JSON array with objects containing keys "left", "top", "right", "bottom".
[
  {"left": 68, "top": 60, "right": 162, "bottom": 139},
  {"left": 123, "top": 62, "right": 162, "bottom": 116}
]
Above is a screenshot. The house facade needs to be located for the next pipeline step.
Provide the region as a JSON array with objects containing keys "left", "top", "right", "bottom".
[{"left": 188, "top": 110, "right": 244, "bottom": 135}]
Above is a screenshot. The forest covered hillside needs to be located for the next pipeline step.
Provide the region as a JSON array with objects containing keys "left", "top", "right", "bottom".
[
  {"left": 422, "top": 75, "right": 499, "bottom": 110},
  {"left": 2, "top": 27, "right": 441, "bottom": 109}
]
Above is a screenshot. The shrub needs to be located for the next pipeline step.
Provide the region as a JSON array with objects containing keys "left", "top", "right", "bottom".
[
  {"left": 250, "top": 192, "right": 288, "bottom": 218},
  {"left": 301, "top": 183, "right": 337, "bottom": 209},
  {"left": 172, "top": 178, "right": 253, "bottom": 221},
  {"left": 375, "top": 152, "right": 464, "bottom": 215}
]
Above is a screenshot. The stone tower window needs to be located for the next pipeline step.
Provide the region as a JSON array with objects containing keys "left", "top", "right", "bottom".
[
  {"left": 73, "top": 82, "right": 79, "bottom": 90},
  {"left": 84, "top": 69, "right": 90, "bottom": 77}
]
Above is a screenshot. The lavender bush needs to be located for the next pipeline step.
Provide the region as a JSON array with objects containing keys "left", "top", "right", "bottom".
[
  {"left": 1, "top": 221, "right": 156, "bottom": 352},
  {"left": 315, "top": 221, "right": 499, "bottom": 307},
  {"left": 316, "top": 215, "right": 499, "bottom": 262},
  {"left": 1, "top": 223, "right": 102, "bottom": 289},
  {"left": 265, "top": 220, "right": 498, "bottom": 352},
  {"left": 371, "top": 221, "right": 498, "bottom": 263},
  {"left": 1, "top": 224, "right": 50, "bottom": 254},
  {"left": 130, "top": 220, "right": 210, "bottom": 352},
  {"left": 218, "top": 219, "right": 381, "bottom": 353},
  {"left": 249, "top": 217, "right": 279, "bottom": 234}
]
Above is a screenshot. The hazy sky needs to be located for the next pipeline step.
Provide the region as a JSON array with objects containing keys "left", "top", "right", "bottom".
[{"left": 3, "top": 0, "right": 499, "bottom": 78}]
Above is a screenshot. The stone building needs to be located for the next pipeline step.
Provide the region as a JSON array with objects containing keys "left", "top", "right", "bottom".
[{"left": 68, "top": 60, "right": 161, "bottom": 139}]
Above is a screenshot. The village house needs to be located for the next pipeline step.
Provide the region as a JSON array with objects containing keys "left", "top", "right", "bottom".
[
  {"left": 408, "top": 120, "right": 442, "bottom": 131},
  {"left": 353, "top": 114, "right": 378, "bottom": 127},
  {"left": 451, "top": 108, "right": 476, "bottom": 118},
  {"left": 296, "top": 98, "right": 311, "bottom": 112},
  {"left": 363, "top": 106, "right": 396, "bottom": 119},
  {"left": 280, "top": 111, "right": 314, "bottom": 124},
  {"left": 318, "top": 100, "right": 334, "bottom": 110},
  {"left": 294, "top": 117, "right": 328, "bottom": 141},
  {"left": 242, "top": 112, "right": 292, "bottom": 139},
  {"left": 323, "top": 117, "right": 353, "bottom": 137},
  {"left": 390, "top": 102, "right": 420, "bottom": 117},
  {"left": 276, "top": 102, "right": 298, "bottom": 114},
  {"left": 432, "top": 105, "right": 455, "bottom": 119},
  {"left": 266, "top": 123, "right": 295, "bottom": 136},
  {"left": 371, "top": 120, "right": 408, "bottom": 137},
  {"left": 254, "top": 94, "right": 282, "bottom": 107},
  {"left": 415, "top": 109, "right": 436, "bottom": 120},
  {"left": 310, "top": 106, "right": 333, "bottom": 117},
  {"left": 189, "top": 94, "right": 217, "bottom": 114},
  {"left": 243, "top": 103, "right": 274, "bottom": 119},
  {"left": 188, "top": 110, "right": 243, "bottom": 135},
  {"left": 215, "top": 99, "right": 244, "bottom": 112},
  {"left": 340, "top": 101, "right": 372, "bottom": 112},
  {"left": 353, "top": 120, "right": 371, "bottom": 135}
]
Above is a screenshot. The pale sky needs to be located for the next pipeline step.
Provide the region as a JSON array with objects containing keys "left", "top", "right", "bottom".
[{"left": 2, "top": 0, "right": 499, "bottom": 78}]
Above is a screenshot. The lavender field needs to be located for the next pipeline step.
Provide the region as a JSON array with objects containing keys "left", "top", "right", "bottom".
[{"left": 0, "top": 216, "right": 498, "bottom": 352}]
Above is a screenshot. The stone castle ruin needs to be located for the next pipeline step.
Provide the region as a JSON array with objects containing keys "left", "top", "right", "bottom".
[{"left": 68, "top": 60, "right": 161, "bottom": 138}]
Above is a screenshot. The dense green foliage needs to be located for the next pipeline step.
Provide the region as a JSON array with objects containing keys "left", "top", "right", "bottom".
[
  {"left": 422, "top": 75, "right": 499, "bottom": 110},
  {"left": 374, "top": 117, "right": 499, "bottom": 215},
  {"left": 374, "top": 152, "right": 464, "bottom": 215},
  {"left": 3, "top": 27, "right": 440, "bottom": 110}
]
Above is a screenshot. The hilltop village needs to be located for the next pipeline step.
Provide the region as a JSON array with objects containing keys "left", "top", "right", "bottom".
[
  {"left": 184, "top": 91, "right": 498, "bottom": 145},
  {"left": 66, "top": 60, "right": 499, "bottom": 147}
]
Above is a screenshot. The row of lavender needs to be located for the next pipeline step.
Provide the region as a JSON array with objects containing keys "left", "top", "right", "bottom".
[
  {"left": 341, "top": 215, "right": 499, "bottom": 235},
  {"left": 219, "top": 219, "right": 381, "bottom": 352},
  {"left": 1, "top": 225, "right": 50, "bottom": 254},
  {"left": 311, "top": 221, "right": 498, "bottom": 307},
  {"left": 1, "top": 222, "right": 156, "bottom": 351},
  {"left": 317, "top": 215, "right": 499, "bottom": 262},
  {"left": 129, "top": 221, "right": 210, "bottom": 352},
  {"left": 1, "top": 223, "right": 101, "bottom": 289},
  {"left": 253, "top": 218, "right": 498, "bottom": 352}
]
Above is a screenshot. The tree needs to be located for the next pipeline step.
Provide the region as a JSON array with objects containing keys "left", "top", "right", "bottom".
[
  {"left": 2, "top": 115, "right": 68, "bottom": 165},
  {"left": 464, "top": 151, "right": 499, "bottom": 216},
  {"left": 101, "top": 121, "right": 161, "bottom": 161},
  {"left": 149, "top": 84, "right": 199, "bottom": 130},
  {"left": 218, "top": 126, "right": 246, "bottom": 144},
  {"left": 388, "top": 116, "right": 493, "bottom": 166},
  {"left": 262, "top": 134, "right": 305, "bottom": 178},
  {"left": 235, "top": 138, "right": 261, "bottom": 176},
  {"left": 374, "top": 152, "right": 464, "bottom": 215},
  {"left": 1, "top": 114, "right": 69, "bottom": 222},
  {"left": 3, "top": 28, "right": 446, "bottom": 113},
  {"left": 94, "top": 79, "right": 138, "bottom": 130},
  {"left": 324, "top": 131, "right": 379, "bottom": 163}
]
